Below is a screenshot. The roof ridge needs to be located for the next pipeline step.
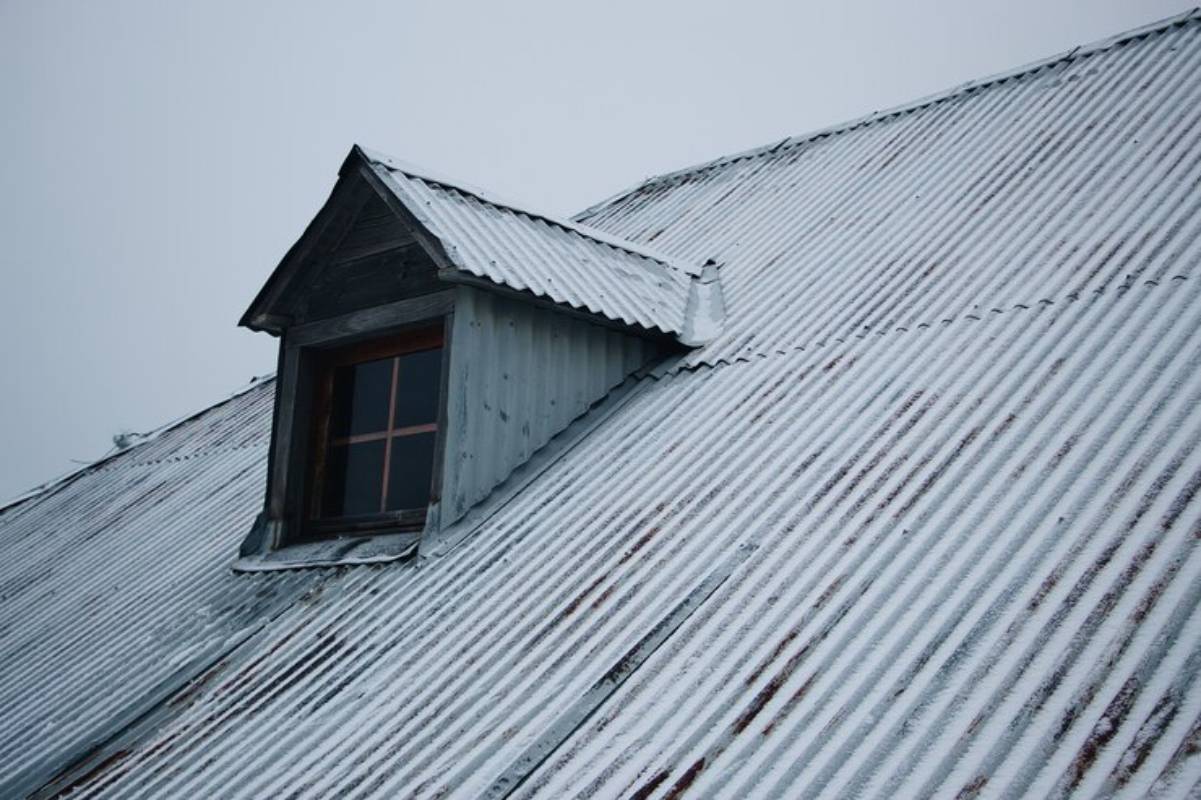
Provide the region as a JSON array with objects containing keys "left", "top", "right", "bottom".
[
  {"left": 0, "top": 375, "right": 275, "bottom": 516},
  {"left": 356, "top": 146, "right": 703, "bottom": 277},
  {"left": 574, "top": 7, "right": 1201, "bottom": 221}
]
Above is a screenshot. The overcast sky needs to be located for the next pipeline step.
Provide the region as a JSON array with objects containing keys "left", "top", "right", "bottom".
[{"left": 0, "top": 0, "right": 1192, "bottom": 502}]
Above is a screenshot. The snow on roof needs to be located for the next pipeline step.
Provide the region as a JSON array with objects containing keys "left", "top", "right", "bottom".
[
  {"left": 359, "top": 148, "right": 701, "bottom": 340},
  {"left": 4, "top": 10, "right": 1201, "bottom": 799},
  {"left": 575, "top": 6, "right": 1201, "bottom": 224},
  {"left": 577, "top": 7, "right": 1201, "bottom": 372}
]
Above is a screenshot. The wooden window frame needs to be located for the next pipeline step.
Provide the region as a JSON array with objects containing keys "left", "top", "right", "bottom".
[
  {"left": 248, "top": 290, "right": 456, "bottom": 555},
  {"left": 301, "top": 325, "right": 445, "bottom": 539}
]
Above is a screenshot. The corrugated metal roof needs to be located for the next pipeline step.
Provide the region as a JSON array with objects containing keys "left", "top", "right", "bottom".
[
  {"left": 42, "top": 273, "right": 1201, "bottom": 800},
  {"left": 3, "top": 10, "right": 1201, "bottom": 800},
  {"left": 0, "top": 381, "right": 324, "bottom": 799},
  {"left": 578, "top": 8, "right": 1201, "bottom": 370},
  {"left": 519, "top": 277, "right": 1201, "bottom": 800},
  {"left": 361, "top": 149, "right": 698, "bottom": 338}
]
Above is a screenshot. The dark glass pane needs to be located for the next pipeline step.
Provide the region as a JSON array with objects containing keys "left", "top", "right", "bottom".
[
  {"left": 393, "top": 348, "right": 443, "bottom": 428},
  {"left": 322, "top": 441, "right": 386, "bottom": 517},
  {"left": 329, "top": 358, "right": 393, "bottom": 437},
  {"left": 385, "top": 432, "right": 437, "bottom": 511}
]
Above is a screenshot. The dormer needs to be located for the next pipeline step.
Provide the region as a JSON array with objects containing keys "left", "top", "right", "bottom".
[{"left": 235, "top": 146, "right": 722, "bottom": 569}]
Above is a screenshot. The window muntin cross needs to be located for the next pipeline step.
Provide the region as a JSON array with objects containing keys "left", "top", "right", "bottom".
[{"left": 309, "top": 326, "right": 444, "bottom": 534}]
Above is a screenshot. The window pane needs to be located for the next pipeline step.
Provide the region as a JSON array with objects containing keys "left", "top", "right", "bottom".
[
  {"left": 329, "top": 358, "right": 393, "bottom": 437},
  {"left": 385, "top": 432, "right": 437, "bottom": 511},
  {"left": 322, "top": 441, "right": 386, "bottom": 517},
  {"left": 393, "top": 348, "right": 443, "bottom": 428}
]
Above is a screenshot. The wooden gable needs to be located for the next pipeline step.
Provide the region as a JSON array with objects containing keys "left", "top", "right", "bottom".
[{"left": 240, "top": 160, "right": 442, "bottom": 334}]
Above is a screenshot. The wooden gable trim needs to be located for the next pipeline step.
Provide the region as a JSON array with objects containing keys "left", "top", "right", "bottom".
[
  {"left": 240, "top": 147, "right": 463, "bottom": 336},
  {"left": 239, "top": 169, "right": 378, "bottom": 334}
]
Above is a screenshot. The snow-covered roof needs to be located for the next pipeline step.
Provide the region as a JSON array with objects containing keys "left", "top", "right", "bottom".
[
  {"left": 359, "top": 147, "right": 704, "bottom": 341},
  {"left": 4, "top": 10, "right": 1201, "bottom": 799}
]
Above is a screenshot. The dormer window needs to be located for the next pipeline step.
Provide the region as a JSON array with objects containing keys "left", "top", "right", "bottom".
[
  {"left": 234, "top": 145, "right": 715, "bottom": 570},
  {"left": 305, "top": 325, "right": 445, "bottom": 539}
]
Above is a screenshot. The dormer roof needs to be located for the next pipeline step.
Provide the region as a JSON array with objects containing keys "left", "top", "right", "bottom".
[{"left": 241, "top": 146, "right": 721, "bottom": 345}]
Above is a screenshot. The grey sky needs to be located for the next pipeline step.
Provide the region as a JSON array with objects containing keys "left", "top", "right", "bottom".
[{"left": 0, "top": 0, "right": 1191, "bottom": 502}]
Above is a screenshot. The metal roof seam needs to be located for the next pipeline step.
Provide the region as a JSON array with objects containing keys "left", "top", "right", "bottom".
[
  {"left": 93, "top": 441, "right": 270, "bottom": 473},
  {"left": 479, "top": 541, "right": 758, "bottom": 800},
  {"left": 669, "top": 273, "right": 1191, "bottom": 373}
]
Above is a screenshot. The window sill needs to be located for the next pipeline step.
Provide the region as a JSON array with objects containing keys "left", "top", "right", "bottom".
[{"left": 232, "top": 530, "right": 420, "bottom": 573}]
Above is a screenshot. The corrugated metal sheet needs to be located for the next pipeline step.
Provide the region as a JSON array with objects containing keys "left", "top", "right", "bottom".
[
  {"left": 0, "top": 382, "right": 323, "bottom": 799},
  {"left": 519, "top": 275, "right": 1201, "bottom": 800},
  {"left": 45, "top": 271, "right": 1201, "bottom": 800},
  {"left": 2, "top": 10, "right": 1200, "bottom": 800},
  {"left": 364, "top": 150, "right": 697, "bottom": 338}
]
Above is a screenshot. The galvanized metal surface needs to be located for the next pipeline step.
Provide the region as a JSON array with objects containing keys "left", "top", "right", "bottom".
[
  {"left": 0, "top": 382, "right": 323, "bottom": 799},
  {"left": 439, "top": 286, "right": 656, "bottom": 529},
  {"left": 518, "top": 277, "right": 1201, "bottom": 800},
  {"left": 40, "top": 274, "right": 1201, "bottom": 800},
  {"left": 365, "top": 150, "right": 697, "bottom": 338},
  {"left": 579, "top": 10, "right": 1201, "bottom": 373},
  {"left": 1, "top": 11, "right": 1200, "bottom": 800}
]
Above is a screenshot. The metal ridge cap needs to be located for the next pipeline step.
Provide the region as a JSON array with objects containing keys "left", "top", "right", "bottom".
[
  {"left": 356, "top": 145, "right": 528, "bottom": 212},
  {"left": 573, "top": 7, "right": 1201, "bottom": 221},
  {"left": 356, "top": 146, "right": 703, "bottom": 278}
]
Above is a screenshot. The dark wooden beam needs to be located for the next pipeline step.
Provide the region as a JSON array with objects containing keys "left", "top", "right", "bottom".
[
  {"left": 287, "top": 290, "right": 455, "bottom": 348},
  {"left": 267, "top": 340, "right": 304, "bottom": 525}
]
